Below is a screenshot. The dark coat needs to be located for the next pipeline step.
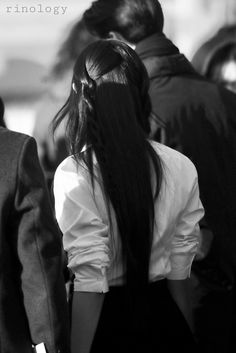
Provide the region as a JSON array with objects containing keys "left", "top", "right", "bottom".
[
  {"left": 136, "top": 33, "right": 236, "bottom": 284},
  {"left": 0, "top": 127, "right": 70, "bottom": 353}
]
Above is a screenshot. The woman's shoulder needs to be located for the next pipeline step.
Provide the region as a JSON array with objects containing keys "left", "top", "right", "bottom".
[
  {"left": 54, "top": 155, "right": 90, "bottom": 186},
  {"left": 55, "top": 155, "right": 77, "bottom": 175},
  {"left": 149, "top": 140, "right": 198, "bottom": 182}
]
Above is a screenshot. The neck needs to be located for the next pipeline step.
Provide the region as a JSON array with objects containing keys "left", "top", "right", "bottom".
[{"left": 136, "top": 32, "right": 179, "bottom": 59}]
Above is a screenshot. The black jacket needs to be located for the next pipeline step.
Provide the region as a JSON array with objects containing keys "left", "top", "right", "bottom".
[
  {"left": 0, "top": 127, "right": 70, "bottom": 353},
  {"left": 136, "top": 33, "right": 236, "bottom": 283}
]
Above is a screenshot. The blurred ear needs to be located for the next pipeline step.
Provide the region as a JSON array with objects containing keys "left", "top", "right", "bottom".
[
  {"left": 108, "top": 31, "right": 136, "bottom": 49},
  {"left": 108, "top": 31, "right": 124, "bottom": 41}
]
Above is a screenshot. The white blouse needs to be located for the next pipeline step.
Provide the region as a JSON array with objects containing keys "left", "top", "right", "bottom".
[{"left": 54, "top": 141, "right": 204, "bottom": 293}]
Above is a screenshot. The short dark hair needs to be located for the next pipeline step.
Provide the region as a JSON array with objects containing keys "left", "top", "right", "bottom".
[{"left": 83, "top": 0, "right": 164, "bottom": 44}]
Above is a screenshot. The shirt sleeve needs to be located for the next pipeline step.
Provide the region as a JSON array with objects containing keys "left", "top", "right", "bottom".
[
  {"left": 54, "top": 161, "right": 110, "bottom": 293},
  {"left": 167, "top": 163, "right": 204, "bottom": 280}
]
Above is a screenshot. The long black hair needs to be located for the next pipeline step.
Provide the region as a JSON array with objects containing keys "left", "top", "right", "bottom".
[{"left": 53, "top": 39, "right": 162, "bottom": 290}]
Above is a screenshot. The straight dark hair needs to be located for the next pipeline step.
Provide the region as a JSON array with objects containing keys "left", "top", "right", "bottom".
[
  {"left": 83, "top": 0, "right": 164, "bottom": 43},
  {"left": 53, "top": 39, "right": 162, "bottom": 290}
]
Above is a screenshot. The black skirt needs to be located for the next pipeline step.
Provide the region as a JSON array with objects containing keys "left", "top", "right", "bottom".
[{"left": 90, "top": 279, "right": 199, "bottom": 353}]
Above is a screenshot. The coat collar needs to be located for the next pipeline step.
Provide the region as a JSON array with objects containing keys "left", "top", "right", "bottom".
[
  {"left": 142, "top": 54, "right": 197, "bottom": 78},
  {"left": 136, "top": 32, "right": 179, "bottom": 59},
  {"left": 136, "top": 32, "right": 197, "bottom": 78}
]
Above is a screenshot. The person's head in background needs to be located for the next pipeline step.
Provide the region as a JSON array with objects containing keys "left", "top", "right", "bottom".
[
  {"left": 50, "top": 18, "right": 98, "bottom": 81},
  {"left": 83, "top": 0, "right": 164, "bottom": 46},
  {"left": 0, "top": 97, "right": 6, "bottom": 128},
  {"left": 206, "top": 43, "right": 236, "bottom": 94},
  {"left": 53, "top": 39, "right": 162, "bottom": 290},
  {"left": 192, "top": 25, "right": 236, "bottom": 94}
]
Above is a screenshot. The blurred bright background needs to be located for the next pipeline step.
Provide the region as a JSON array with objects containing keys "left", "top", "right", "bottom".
[{"left": 0, "top": 0, "right": 236, "bottom": 135}]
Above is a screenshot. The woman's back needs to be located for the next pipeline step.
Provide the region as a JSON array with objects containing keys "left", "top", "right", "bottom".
[
  {"left": 52, "top": 39, "right": 204, "bottom": 353},
  {"left": 54, "top": 140, "right": 203, "bottom": 291}
]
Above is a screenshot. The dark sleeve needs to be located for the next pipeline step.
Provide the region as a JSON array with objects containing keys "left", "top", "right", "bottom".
[
  {"left": 0, "top": 96, "right": 6, "bottom": 127},
  {"left": 14, "top": 136, "right": 70, "bottom": 353}
]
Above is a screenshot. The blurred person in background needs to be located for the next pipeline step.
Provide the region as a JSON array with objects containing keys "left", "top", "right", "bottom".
[
  {"left": 0, "top": 110, "right": 70, "bottom": 353},
  {"left": 33, "top": 18, "right": 97, "bottom": 191},
  {"left": 192, "top": 24, "right": 236, "bottom": 352},
  {"left": 192, "top": 25, "right": 236, "bottom": 94},
  {"left": 83, "top": 1, "right": 236, "bottom": 353},
  {"left": 53, "top": 39, "right": 204, "bottom": 353},
  {"left": 0, "top": 96, "right": 6, "bottom": 127}
]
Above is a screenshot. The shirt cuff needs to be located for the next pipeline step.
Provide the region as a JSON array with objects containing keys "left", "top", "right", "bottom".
[
  {"left": 73, "top": 276, "right": 109, "bottom": 293},
  {"left": 166, "top": 253, "right": 196, "bottom": 280}
]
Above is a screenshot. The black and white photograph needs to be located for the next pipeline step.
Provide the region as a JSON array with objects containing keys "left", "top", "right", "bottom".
[{"left": 0, "top": 1, "right": 236, "bottom": 352}]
